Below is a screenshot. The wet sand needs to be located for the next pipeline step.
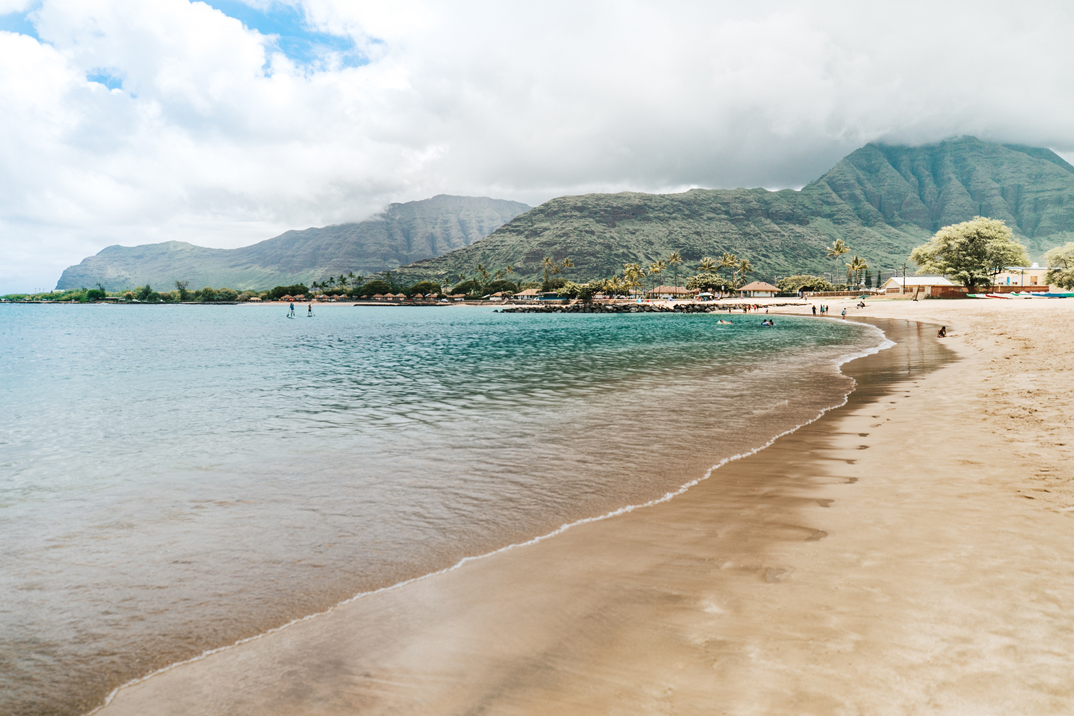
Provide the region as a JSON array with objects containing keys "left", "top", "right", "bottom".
[{"left": 97, "top": 302, "right": 1074, "bottom": 715}]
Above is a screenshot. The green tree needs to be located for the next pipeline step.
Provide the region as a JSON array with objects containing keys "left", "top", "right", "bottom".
[
  {"left": 776, "top": 275, "right": 835, "bottom": 294},
  {"left": 175, "top": 280, "right": 190, "bottom": 301},
  {"left": 198, "top": 287, "right": 218, "bottom": 302},
  {"left": 846, "top": 255, "right": 868, "bottom": 286},
  {"left": 355, "top": 280, "right": 393, "bottom": 296},
  {"left": 541, "top": 256, "right": 574, "bottom": 285},
  {"left": 732, "top": 259, "right": 753, "bottom": 287},
  {"left": 910, "top": 217, "right": 1029, "bottom": 290},
  {"left": 719, "top": 253, "right": 738, "bottom": 280},
  {"left": 1045, "top": 243, "right": 1074, "bottom": 289},
  {"left": 697, "top": 257, "right": 718, "bottom": 275},
  {"left": 827, "top": 239, "right": 850, "bottom": 280},
  {"left": 484, "top": 279, "right": 519, "bottom": 295},
  {"left": 686, "top": 274, "right": 733, "bottom": 293},
  {"left": 622, "top": 263, "right": 644, "bottom": 296},
  {"left": 667, "top": 252, "right": 683, "bottom": 287},
  {"left": 647, "top": 259, "right": 666, "bottom": 293},
  {"left": 408, "top": 280, "right": 443, "bottom": 296},
  {"left": 267, "top": 284, "right": 309, "bottom": 300}
]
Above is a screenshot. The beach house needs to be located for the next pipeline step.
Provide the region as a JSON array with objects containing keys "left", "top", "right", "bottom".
[
  {"left": 881, "top": 276, "right": 956, "bottom": 296},
  {"left": 737, "top": 281, "right": 779, "bottom": 298},
  {"left": 512, "top": 288, "right": 541, "bottom": 301}
]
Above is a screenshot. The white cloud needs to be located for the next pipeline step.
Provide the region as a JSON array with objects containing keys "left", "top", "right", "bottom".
[{"left": 2, "top": 0, "right": 1074, "bottom": 291}]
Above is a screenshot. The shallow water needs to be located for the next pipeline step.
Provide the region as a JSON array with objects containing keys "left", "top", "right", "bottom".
[{"left": 0, "top": 304, "right": 882, "bottom": 716}]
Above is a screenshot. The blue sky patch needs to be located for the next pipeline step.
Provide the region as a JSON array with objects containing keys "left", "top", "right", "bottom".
[
  {"left": 0, "top": 8, "right": 41, "bottom": 41},
  {"left": 87, "top": 70, "right": 124, "bottom": 91},
  {"left": 201, "top": 0, "right": 367, "bottom": 69}
]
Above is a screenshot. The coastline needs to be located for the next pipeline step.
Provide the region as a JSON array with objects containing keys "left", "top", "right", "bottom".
[{"left": 97, "top": 302, "right": 1074, "bottom": 714}]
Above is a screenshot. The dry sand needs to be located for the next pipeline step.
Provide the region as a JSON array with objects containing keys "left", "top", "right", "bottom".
[{"left": 96, "top": 300, "right": 1074, "bottom": 716}]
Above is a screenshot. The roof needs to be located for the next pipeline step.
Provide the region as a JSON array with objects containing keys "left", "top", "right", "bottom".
[
  {"left": 738, "top": 281, "right": 779, "bottom": 292},
  {"left": 514, "top": 288, "right": 540, "bottom": 296},
  {"left": 647, "top": 285, "right": 692, "bottom": 294},
  {"left": 883, "top": 276, "right": 955, "bottom": 287}
]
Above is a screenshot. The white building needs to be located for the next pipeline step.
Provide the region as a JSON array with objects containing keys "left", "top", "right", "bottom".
[{"left": 881, "top": 276, "right": 955, "bottom": 296}]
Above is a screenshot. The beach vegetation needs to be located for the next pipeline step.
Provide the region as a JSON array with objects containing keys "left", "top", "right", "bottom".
[
  {"left": 407, "top": 280, "right": 443, "bottom": 296},
  {"left": 541, "top": 277, "right": 568, "bottom": 292},
  {"left": 1045, "top": 243, "right": 1074, "bottom": 289},
  {"left": 776, "top": 275, "right": 835, "bottom": 293},
  {"left": 667, "top": 252, "right": 684, "bottom": 287},
  {"left": 355, "top": 280, "right": 393, "bottom": 297},
  {"left": 686, "top": 274, "right": 733, "bottom": 293},
  {"left": 910, "top": 217, "right": 1029, "bottom": 290},
  {"left": 174, "top": 280, "right": 190, "bottom": 301},
  {"left": 483, "top": 279, "right": 519, "bottom": 295},
  {"left": 267, "top": 284, "right": 310, "bottom": 300},
  {"left": 556, "top": 281, "right": 600, "bottom": 302},
  {"left": 451, "top": 278, "right": 484, "bottom": 296}
]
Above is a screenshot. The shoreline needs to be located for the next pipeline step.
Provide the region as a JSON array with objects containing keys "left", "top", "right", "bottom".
[
  {"left": 92, "top": 317, "right": 928, "bottom": 715},
  {"left": 95, "top": 301, "right": 1074, "bottom": 714}
]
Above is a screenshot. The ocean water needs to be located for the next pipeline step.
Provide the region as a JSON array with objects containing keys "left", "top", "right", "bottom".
[{"left": 0, "top": 304, "right": 884, "bottom": 716}]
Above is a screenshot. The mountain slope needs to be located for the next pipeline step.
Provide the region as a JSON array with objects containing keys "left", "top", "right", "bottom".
[
  {"left": 394, "top": 137, "right": 1074, "bottom": 285},
  {"left": 56, "top": 195, "right": 531, "bottom": 291}
]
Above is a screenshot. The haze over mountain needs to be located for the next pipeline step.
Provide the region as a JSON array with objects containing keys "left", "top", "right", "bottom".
[
  {"left": 56, "top": 196, "right": 531, "bottom": 291},
  {"left": 394, "top": 137, "right": 1074, "bottom": 286}
]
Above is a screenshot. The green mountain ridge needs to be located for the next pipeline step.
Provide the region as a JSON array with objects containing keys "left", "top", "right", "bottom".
[
  {"left": 394, "top": 137, "right": 1074, "bottom": 286},
  {"left": 56, "top": 195, "right": 531, "bottom": 291}
]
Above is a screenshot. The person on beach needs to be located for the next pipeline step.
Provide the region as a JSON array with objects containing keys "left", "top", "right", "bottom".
[
  {"left": 841, "top": 307, "right": 847, "bottom": 319},
  {"left": 937, "top": 326, "right": 947, "bottom": 338},
  {"left": 812, "top": 305, "right": 817, "bottom": 316}
]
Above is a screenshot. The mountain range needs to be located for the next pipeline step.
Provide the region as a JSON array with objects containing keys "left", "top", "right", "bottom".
[
  {"left": 56, "top": 195, "right": 531, "bottom": 291},
  {"left": 57, "top": 137, "right": 1074, "bottom": 291},
  {"left": 393, "top": 137, "right": 1074, "bottom": 286}
]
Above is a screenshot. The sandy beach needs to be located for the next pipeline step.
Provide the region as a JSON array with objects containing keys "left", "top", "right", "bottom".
[{"left": 96, "top": 299, "right": 1074, "bottom": 716}]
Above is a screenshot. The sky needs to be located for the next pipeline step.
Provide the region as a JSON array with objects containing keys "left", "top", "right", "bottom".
[{"left": 2, "top": 0, "right": 1074, "bottom": 292}]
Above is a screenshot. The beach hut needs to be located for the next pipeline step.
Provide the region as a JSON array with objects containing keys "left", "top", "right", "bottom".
[
  {"left": 513, "top": 288, "right": 541, "bottom": 301},
  {"left": 281, "top": 294, "right": 293, "bottom": 302},
  {"left": 737, "top": 281, "right": 779, "bottom": 298}
]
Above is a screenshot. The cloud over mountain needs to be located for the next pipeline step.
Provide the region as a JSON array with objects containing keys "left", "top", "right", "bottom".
[{"left": 2, "top": 0, "right": 1074, "bottom": 291}]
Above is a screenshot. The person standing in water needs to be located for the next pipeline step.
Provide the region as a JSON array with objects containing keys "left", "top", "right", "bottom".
[
  {"left": 308, "top": 303, "right": 313, "bottom": 317},
  {"left": 289, "top": 301, "right": 295, "bottom": 317}
]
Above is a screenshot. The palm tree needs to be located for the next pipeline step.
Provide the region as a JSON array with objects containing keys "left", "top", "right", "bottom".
[
  {"left": 622, "top": 263, "right": 644, "bottom": 297},
  {"left": 733, "top": 259, "right": 753, "bottom": 288},
  {"left": 647, "top": 259, "right": 667, "bottom": 295},
  {"left": 698, "top": 257, "right": 718, "bottom": 275},
  {"left": 475, "top": 263, "right": 491, "bottom": 288},
  {"left": 827, "top": 239, "right": 850, "bottom": 282},
  {"left": 667, "top": 252, "right": 684, "bottom": 287},
  {"left": 541, "top": 256, "right": 574, "bottom": 286},
  {"left": 719, "top": 253, "right": 739, "bottom": 281},
  {"left": 847, "top": 255, "right": 868, "bottom": 286}
]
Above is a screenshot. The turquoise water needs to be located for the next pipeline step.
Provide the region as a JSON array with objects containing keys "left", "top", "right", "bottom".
[{"left": 0, "top": 304, "right": 882, "bottom": 715}]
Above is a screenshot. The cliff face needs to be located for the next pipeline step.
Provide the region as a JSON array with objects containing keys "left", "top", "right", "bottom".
[{"left": 56, "top": 195, "right": 531, "bottom": 291}]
